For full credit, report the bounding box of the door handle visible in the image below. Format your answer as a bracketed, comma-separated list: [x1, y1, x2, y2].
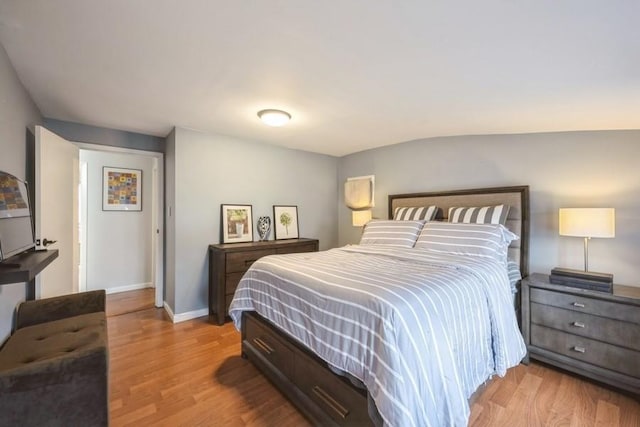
[42, 238, 57, 247]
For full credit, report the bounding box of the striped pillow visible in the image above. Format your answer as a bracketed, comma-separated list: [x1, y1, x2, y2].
[448, 204, 510, 225]
[360, 220, 425, 248]
[393, 206, 438, 221]
[415, 222, 518, 264]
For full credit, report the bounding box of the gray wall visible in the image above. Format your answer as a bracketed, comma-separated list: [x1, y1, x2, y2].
[0, 43, 43, 342]
[80, 150, 154, 292]
[44, 118, 165, 153]
[339, 131, 640, 286]
[167, 127, 338, 315]
[164, 129, 176, 310]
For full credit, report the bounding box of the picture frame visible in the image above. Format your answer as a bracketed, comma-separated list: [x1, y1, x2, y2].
[221, 204, 253, 243]
[273, 205, 299, 240]
[103, 167, 142, 211]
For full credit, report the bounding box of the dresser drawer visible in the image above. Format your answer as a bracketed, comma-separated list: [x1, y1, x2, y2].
[531, 302, 640, 352]
[531, 324, 640, 378]
[226, 249, 276, 273]
[244, 313, 295, 380]
[225, 272, 244, 295]
[294, 351, 370, 426]
[276, 243, 317, 255]
[530, 288, 640, 324]
[225, 294, 234, 314]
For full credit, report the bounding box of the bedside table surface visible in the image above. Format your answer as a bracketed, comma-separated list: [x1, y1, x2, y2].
[527, 272, 640, 303]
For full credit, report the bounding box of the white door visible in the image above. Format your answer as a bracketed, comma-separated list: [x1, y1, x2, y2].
[34, 126, 79, 298]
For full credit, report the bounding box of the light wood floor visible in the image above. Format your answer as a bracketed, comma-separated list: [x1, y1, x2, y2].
[106, 288, 155, 317]
[106, 292, 640, 426]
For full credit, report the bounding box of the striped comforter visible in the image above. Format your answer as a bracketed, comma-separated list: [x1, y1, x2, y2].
[229, 245, 526, 427]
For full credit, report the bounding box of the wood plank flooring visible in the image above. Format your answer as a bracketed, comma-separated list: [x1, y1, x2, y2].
[107, 293, 640, 426]
[106, 288, 155, 317]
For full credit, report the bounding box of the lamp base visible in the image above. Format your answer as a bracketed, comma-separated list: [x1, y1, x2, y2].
[550, 267, 613, 293]
[551, 267, 613, 283]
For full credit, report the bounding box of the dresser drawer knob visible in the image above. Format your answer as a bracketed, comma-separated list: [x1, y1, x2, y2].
[572, 346, 586, 353]
[572, 302, 585, 308]
[572, 321, 585, 328]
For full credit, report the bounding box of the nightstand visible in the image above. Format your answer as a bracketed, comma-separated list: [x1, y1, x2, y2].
[208, 238, 319, 325]
[522, 273, 640, 394]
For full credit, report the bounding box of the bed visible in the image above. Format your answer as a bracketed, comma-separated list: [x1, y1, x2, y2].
[229, 185, 530, 427]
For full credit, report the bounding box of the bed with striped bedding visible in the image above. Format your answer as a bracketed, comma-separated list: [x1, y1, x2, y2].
[229, 245, 526, 427]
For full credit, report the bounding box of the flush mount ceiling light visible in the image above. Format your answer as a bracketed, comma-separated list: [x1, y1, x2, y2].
[257, 109, 291, 127]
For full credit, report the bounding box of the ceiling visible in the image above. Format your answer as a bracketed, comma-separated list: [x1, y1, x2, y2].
[0, 1, 638, 157]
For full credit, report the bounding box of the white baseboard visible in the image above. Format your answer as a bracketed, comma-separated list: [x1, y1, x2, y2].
[162, 302, 208, 324]
[104, 282, 154, 295]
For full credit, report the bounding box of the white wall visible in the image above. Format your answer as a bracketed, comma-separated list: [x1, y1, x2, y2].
[339, 130, 640, 286]
[167, 127, 338, 315]
[0, 43, 42, 342]
[80, 150, 154, 292]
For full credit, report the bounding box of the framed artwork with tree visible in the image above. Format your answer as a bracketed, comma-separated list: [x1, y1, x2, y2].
[273, 205, 299, 240]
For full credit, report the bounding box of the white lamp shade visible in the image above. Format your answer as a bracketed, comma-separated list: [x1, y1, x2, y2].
[559, 208, 615, 238]
[352, 210, 372, 227]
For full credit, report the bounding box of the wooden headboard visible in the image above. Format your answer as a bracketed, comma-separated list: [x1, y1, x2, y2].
[388, 185, 530, 277]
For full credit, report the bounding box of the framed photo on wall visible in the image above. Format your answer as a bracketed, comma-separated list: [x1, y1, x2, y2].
[221, 204, 253, 243]
[103, 167, 142, 211]
[273, 205, 299, 240]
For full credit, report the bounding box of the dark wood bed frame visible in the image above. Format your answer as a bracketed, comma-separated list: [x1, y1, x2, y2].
[241, 185, 530, 426]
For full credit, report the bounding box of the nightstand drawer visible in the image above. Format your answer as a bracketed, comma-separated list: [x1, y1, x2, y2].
[531, 303, 640, 352]
[530, 288, 639, 324]
[531, 324, 640, 378]
[226, 249, 276, 273]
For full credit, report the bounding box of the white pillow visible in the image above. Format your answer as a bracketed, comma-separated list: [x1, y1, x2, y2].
[415, 222, 518, 264]
[360, 220, 425, 248]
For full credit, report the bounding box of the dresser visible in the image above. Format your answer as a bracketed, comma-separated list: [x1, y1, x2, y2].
[522, 273, 640, 394]
[208, 238, 319, 325]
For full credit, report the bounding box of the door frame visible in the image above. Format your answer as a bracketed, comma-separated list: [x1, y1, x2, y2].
[76, 143, 164, 308]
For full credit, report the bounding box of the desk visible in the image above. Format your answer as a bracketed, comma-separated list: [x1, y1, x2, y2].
[0, 250, 59, 299]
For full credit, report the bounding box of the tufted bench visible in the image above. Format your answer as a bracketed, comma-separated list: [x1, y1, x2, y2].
[0, 290, 108, 427]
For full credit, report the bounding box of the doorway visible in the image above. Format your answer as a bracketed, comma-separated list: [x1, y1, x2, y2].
[77, 144, 164, 308]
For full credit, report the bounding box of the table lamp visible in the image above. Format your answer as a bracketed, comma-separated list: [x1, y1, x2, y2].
[559, 208, 615, 272]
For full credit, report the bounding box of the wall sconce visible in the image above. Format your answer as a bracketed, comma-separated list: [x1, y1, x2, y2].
[559, 208, 615, 272]
[345, 175, 374, 227]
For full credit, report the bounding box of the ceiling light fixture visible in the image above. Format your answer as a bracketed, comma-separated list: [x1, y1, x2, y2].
[257, 109, 291, 127]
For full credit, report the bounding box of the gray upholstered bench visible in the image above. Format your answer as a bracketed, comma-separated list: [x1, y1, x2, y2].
[0, 290, 109, 426]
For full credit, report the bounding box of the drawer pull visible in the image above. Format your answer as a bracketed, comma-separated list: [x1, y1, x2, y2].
[571, 321, 585, 328]
[312, 386, 349, 419]
[572, 346, 586, 353]
[244, 259, 258, 267]
[253, 338, 275, 355]
[572, 302, 585, 308]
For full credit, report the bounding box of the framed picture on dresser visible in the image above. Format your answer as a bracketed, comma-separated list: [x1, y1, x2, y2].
[273, 205, 299, 240]
[220, 204, 253, 243]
